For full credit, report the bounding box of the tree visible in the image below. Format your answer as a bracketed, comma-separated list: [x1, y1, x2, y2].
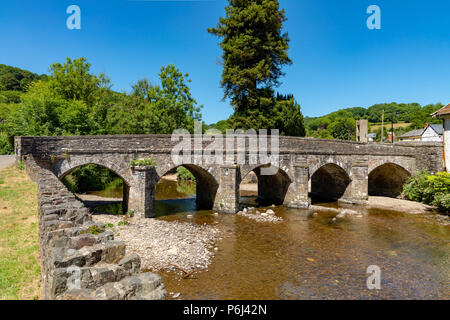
[106, 65, 202, 134]
[48, 57, 110, 107]
[272, 94, 306, 136]
[328, 118, 356, 140]
[0, 59, 203, 154]
[0, 73, 20, 91]
[208, 0, 294, 131]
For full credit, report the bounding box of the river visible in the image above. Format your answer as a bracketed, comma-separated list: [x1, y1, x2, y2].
[89, 179, 450, 299]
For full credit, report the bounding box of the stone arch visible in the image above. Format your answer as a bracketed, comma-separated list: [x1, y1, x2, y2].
[309, 158, 352, 179]
[159, 164, 219, 210]
[55, 159, 131, 213]
[240, 164, 292, 206]
[368, 163, 411, 197]
[310, 163, 351, 202]
[55, 156, 131, 185]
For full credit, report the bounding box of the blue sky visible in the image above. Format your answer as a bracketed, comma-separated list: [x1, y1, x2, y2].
[0, 0, 449, 124]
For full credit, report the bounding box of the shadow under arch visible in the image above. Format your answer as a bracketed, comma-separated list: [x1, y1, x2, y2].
[58, 162, 131, 213]
[241, 164, 292, 206]
[310, 163, 351, 203]
[368, 163, 411, 197]
[159, 164, 219, 210]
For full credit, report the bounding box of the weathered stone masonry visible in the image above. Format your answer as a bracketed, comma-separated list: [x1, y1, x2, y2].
[24, 157, 167, 300]
[15, 135, 444, 218]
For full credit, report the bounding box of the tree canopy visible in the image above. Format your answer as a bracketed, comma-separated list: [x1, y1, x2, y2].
[0, 58, 202, 154]
[208, 0, 305, 136]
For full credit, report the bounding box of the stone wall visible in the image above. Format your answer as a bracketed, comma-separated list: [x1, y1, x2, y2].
[14, 135, 445, 216]
[24, 156, 167, 300]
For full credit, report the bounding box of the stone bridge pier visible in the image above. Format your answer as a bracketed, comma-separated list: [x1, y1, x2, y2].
[15, 135, 444, 218]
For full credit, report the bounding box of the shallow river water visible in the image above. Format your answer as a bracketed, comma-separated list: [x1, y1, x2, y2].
[91, 180, 450, 300]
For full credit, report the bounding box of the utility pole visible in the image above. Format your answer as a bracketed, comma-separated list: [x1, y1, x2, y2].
[391, 111, 394, 143]
[381, 109, 384, 143]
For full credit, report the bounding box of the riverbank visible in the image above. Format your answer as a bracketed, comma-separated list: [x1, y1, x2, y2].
[0, 165, 40, 300]
[92, 214, 222, 273]
[367, 196, 436, 214]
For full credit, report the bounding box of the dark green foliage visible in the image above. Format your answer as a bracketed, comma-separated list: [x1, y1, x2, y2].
[0, 91, 22, 104]
[228, 90, 306, 136]
[208, 0, 291, 111]
[305, 102, 443, 140]
[93, 203, 123, 215]
[208, 1, 305, 136]
[62, 164, 122, 193]
[0, 59, 202, 154]
[328, 118, 356, 140]
[433, 194, 450, 213]
[403, 171, 450, 213]
[0, 64, 46, 92]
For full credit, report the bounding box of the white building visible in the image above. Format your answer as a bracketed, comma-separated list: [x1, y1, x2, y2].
[422, 124, 443, 142]
[398, 124, 443, 142]
[432, 104, 450, 172]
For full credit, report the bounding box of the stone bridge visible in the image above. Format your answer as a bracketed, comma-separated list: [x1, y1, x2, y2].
[15, 135, 444, 218]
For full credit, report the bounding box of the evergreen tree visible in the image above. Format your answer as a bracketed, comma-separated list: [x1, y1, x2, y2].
[208, 0, 304, 135]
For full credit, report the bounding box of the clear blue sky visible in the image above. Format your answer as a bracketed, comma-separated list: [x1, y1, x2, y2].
[0, 0, 449, 124]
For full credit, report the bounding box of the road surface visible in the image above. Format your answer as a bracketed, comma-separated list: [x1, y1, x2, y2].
[0, 155, 15, 170]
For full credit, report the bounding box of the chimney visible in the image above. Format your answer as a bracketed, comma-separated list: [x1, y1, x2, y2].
[424, 122, 428, 129]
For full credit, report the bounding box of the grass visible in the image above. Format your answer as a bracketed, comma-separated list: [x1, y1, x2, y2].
[0, 165, 40, 300]
[80, 225, 104, 235]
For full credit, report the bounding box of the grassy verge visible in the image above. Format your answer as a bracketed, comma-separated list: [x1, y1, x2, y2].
[0, 165, 40, 300]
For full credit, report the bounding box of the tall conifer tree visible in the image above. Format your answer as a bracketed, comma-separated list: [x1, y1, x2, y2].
[208, 0, 294, 130]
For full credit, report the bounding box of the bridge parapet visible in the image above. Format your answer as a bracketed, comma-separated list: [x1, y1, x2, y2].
[15, 135, 444, 217]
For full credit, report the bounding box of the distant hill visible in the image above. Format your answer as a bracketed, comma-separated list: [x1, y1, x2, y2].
[0, 64, 47, 92]
[304, 102, 443, 141]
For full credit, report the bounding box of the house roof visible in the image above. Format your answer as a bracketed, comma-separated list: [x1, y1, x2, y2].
[432, 104, 450, 117]
[399, 128, 424, 138]
[428, 124, 443, 135]
[399, 124, 443, 138]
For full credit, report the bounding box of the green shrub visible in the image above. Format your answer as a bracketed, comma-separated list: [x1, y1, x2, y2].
[129, 158, 157, 168]
[104, 223, 114, 229]
[403, 170, 429, 202]
[404, 171, 450, 213]
[432, 193, 450, 213]
[61, 164, 122, 194]
[177, 166, 195, 181]
[118, 220, 129, 226]
[80, 225, 104, 235]
[0, 131, 13, 155]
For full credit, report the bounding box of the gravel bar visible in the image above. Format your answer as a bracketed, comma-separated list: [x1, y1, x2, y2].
[93, 215, 221, 272]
